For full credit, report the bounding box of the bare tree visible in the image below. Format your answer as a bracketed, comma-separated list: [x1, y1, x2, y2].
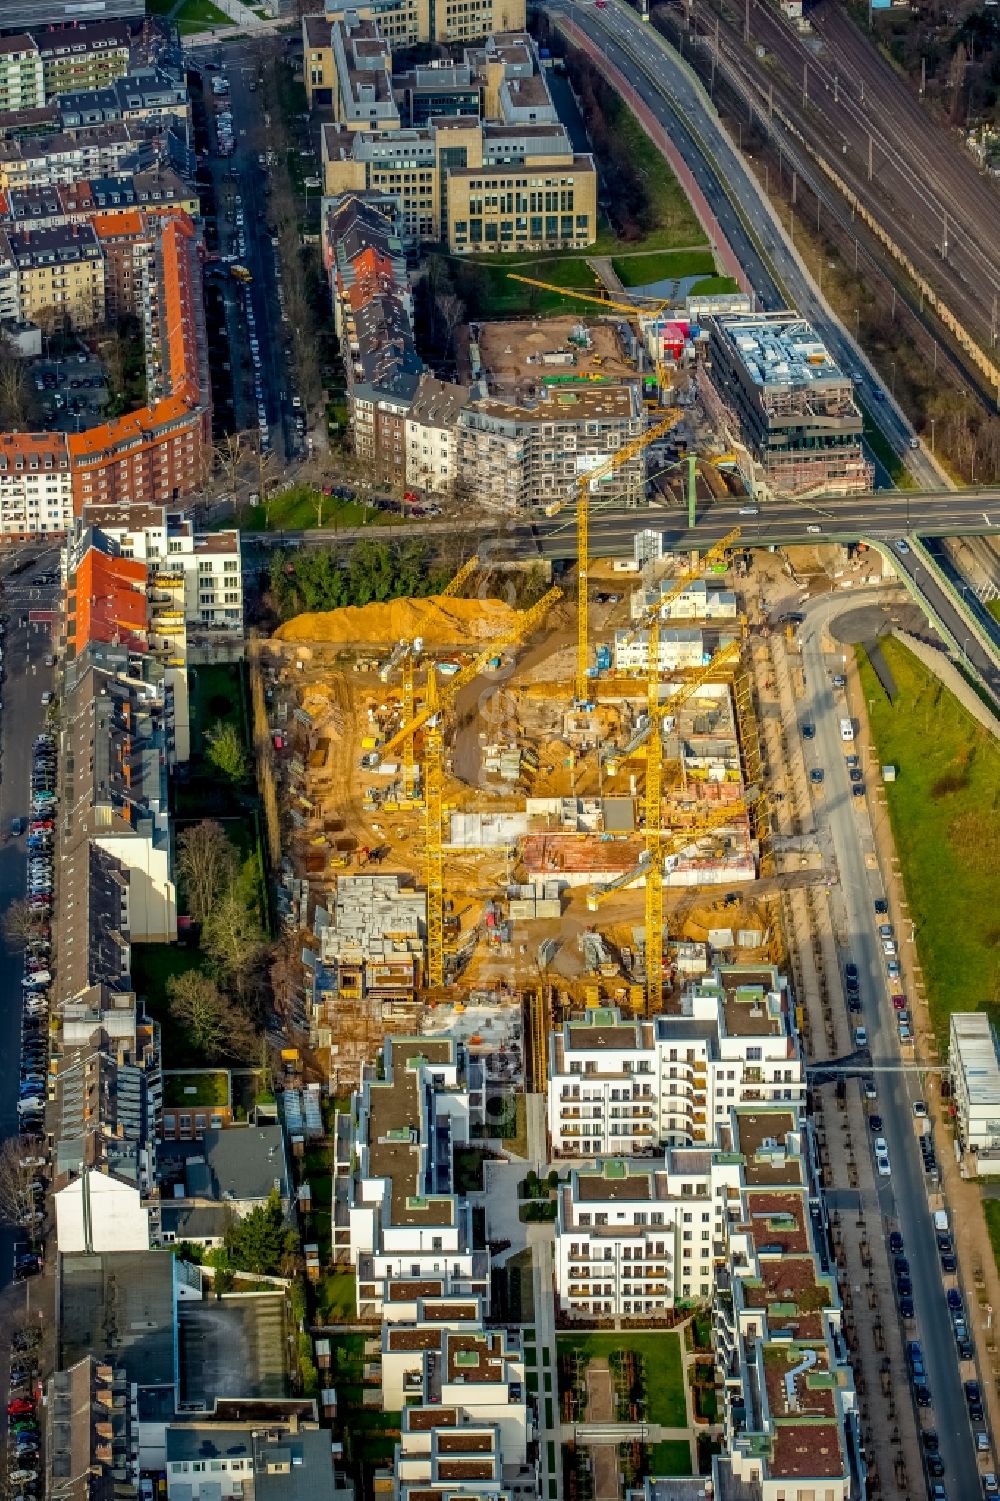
[202, 888, 267, 997]
[176, 820, 239, 923]
[0, 344, 29, 430]
[0, 1138, 42, 1230]
[167, 969, 257, 1062]
[3, 899, 45, 952]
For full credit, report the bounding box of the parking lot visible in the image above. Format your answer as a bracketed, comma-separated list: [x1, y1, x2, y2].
[30, 352, 109, 432]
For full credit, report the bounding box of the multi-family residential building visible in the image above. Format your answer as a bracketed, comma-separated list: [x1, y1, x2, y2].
[46, 1357, 138, 1501]
[0, 219, 105, 328]
[404, 373, 468, 495]
[0, 121, 149, 189]
[67, 213, 212, 514]
[55, 67, 189, 137]
[390, 1327, 529, 1495]
[52, 999, 163, 1254]
[950, 1011, 1000, 1157]
[163, 1423, 347, 1501]
[457, 383, 644, 512]
[548, 970, 803, 1156]
[0, 33, 45, 114]
[0, 169, 199, 235]
[92, 207, 157, 318]
[333, 1035, 489, 1317]
[36, 20, 133, 99]
[60, 663, 177, 938]
[545, 964, 862, 1499]
[0, 213, 211, 537]
[0, 428, 73, 534]
[82, 502, 244, 633]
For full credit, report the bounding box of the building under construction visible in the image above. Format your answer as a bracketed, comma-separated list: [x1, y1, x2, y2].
[705, 312, 872, 498]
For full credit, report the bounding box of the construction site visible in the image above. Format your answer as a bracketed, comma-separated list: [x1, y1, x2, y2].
[254, 490, 781, 1089]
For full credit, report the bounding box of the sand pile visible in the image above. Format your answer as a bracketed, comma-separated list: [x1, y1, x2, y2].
[275, 595, 520, 647]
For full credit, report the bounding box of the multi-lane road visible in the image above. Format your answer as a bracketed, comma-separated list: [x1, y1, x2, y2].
[242, 485, 1000, 560]
[551, 0, 944, 490]
[801, 592, 983, 1501]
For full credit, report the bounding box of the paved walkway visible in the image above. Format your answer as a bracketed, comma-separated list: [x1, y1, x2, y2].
[586, 256, 626, 298]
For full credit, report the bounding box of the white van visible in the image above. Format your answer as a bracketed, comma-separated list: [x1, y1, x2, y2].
[840, 718, 855, 742]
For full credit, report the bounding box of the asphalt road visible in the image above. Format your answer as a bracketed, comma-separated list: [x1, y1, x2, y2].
[552, 0, 942, 489]
[885, 540, 1000, 700]
[197, 36, 295, 461]
[800, 592, 981, 1500]
[0, 552, 57, 1301]
[242, 485, 1000, 561]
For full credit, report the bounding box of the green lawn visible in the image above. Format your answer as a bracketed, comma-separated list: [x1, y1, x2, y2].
[986, 598, 1000, 623]
[452, 254, 609, 320]
[174, 0, 234, 33]
[857, 397, 915, 489]
[557, 1331, 685, 1427]
[611, 248, 716, 288]
[131, 944, 212, 1068]
[857, 638, 1000, 1044]
[242, 485, 380, 533]
[588, 105, 708, 255]
[189, 662, 248, 760]
[984, 1198, 1000, 1275]
[648, 1440, 694, 1476]
[316, 1269, 356, 1323]
[163, 1070, 230, 1108]
[689, 274, 740, 297]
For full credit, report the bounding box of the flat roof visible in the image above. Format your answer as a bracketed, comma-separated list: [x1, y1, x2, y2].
[60, 1251, 176, 1390]
[716, 313, 846, 390]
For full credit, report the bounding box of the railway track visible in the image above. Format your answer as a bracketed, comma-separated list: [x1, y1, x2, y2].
[674, 0, 1000, 386]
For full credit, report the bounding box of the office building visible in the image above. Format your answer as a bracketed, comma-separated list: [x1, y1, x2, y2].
[705, 312, 872, 499]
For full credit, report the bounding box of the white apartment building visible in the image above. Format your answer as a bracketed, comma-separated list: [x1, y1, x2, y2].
[404, 373, 467, 495]
[613, 626, 711, 674]
[629, 575, 740, 623]
[384, 1324, 527, 1463]
[547, 968, 803, 1157]
[81, 502, 244, 633]
[950, 1011, 1000, 1156]
[555, 1149, 746, 1316]
[335, 1035, 490, 1317]
[0, 432, 75, 536]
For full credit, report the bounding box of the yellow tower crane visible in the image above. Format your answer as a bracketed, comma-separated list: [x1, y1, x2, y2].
[615, 528, 742, 655]
[571, 412, 683, 705]
[439, 554, 479, 597]
[398, 554, 480, 797]
[505, 273, 673, 319]
[645, 615, 664, 1014]
[381, 586, 564, 988]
